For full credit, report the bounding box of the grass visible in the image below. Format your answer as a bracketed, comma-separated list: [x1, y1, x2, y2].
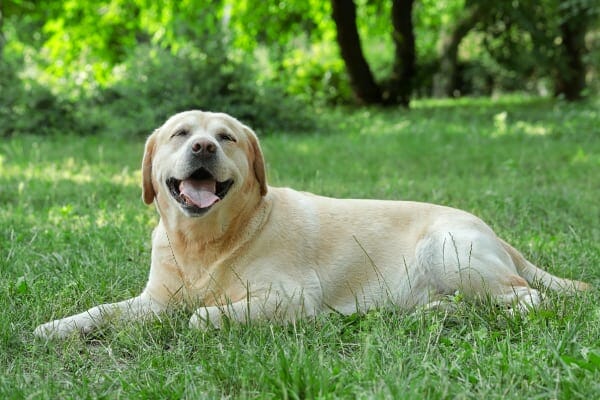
[1, 96, 599, 399]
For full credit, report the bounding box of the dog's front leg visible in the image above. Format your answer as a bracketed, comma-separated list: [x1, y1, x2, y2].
[34, 292, 165, 339]
[189, 294, 314, 329]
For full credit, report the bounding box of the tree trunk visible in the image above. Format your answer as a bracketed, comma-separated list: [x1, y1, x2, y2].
[386, 0, 415, 107]
[554, 17, 587, 101]
[331, 0, 383, 104]
[433, 3, 483, 98]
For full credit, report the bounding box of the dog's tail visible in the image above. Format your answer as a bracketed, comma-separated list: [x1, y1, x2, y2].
[500, 239, 590, 292]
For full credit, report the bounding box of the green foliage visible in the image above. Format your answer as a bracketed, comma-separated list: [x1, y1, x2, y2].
[41, 0, 141, 88]
[1, 0, 598, 133]
[1, 96, 599, 398]
[414, 0, 465, 61]
[470, 0, 599, 96]
[229, 0, 333, 51]
[0, 56, 78, 136]
[277, 43, 351, 105]
[228, 0, 350, 105]
[76, 45, 315, 136]
[0, 59, 23, 136]
[1, 0, 316, 136]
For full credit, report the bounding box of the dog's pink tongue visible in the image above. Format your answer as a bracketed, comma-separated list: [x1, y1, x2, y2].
[179, 179, 220, 208]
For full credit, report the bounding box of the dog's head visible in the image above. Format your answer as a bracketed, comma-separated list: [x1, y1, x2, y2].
[141, 111, 267, 219]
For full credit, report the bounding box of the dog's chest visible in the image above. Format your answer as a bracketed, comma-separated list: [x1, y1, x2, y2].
[171, 250, 250, 306]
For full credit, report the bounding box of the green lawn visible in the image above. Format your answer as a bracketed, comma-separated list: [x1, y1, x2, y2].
[1, 96, 599, 399]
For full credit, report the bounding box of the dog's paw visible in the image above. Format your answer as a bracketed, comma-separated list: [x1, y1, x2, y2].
[33, 317, 94, 340]
[189, 307, 222, 330]
[34, 319, 74, 340]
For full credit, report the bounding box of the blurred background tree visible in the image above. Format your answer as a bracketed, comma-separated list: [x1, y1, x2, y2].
[0, 0, 598, 136]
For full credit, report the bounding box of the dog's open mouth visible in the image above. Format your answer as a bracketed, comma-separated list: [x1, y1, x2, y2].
[167, 168, 234, 215]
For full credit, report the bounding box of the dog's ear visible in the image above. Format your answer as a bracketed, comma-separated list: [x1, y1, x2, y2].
[244, 127, 268, 196]
[142, 131, 157, 205]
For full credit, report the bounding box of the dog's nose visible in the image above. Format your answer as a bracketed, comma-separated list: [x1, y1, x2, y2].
[191, 139, 217, 156]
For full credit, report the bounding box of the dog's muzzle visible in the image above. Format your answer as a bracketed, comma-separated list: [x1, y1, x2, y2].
[166, 167, 234, 216]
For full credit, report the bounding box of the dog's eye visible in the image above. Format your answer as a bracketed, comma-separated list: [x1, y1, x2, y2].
[171, 128, 189, 138]
[217, 131, 236, 143]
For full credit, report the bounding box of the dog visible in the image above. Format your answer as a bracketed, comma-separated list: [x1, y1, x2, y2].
[34, 110, 589, 339]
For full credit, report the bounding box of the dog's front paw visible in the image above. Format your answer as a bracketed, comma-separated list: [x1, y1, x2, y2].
[34, 319, 75, 340]
[189, 307, 221, 330]
[34, 316, 94, 340]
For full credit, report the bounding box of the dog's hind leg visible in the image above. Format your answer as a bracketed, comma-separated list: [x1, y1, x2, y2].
[419, 229, 545, 314]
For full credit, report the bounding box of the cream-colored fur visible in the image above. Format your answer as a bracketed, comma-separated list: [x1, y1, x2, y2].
[34, 111, 589, 339]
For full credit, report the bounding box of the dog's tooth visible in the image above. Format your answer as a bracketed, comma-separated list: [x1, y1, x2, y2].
[180, 193, 191, 205]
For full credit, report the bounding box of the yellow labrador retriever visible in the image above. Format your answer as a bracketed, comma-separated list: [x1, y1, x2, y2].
[35, 111, 589, 339]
